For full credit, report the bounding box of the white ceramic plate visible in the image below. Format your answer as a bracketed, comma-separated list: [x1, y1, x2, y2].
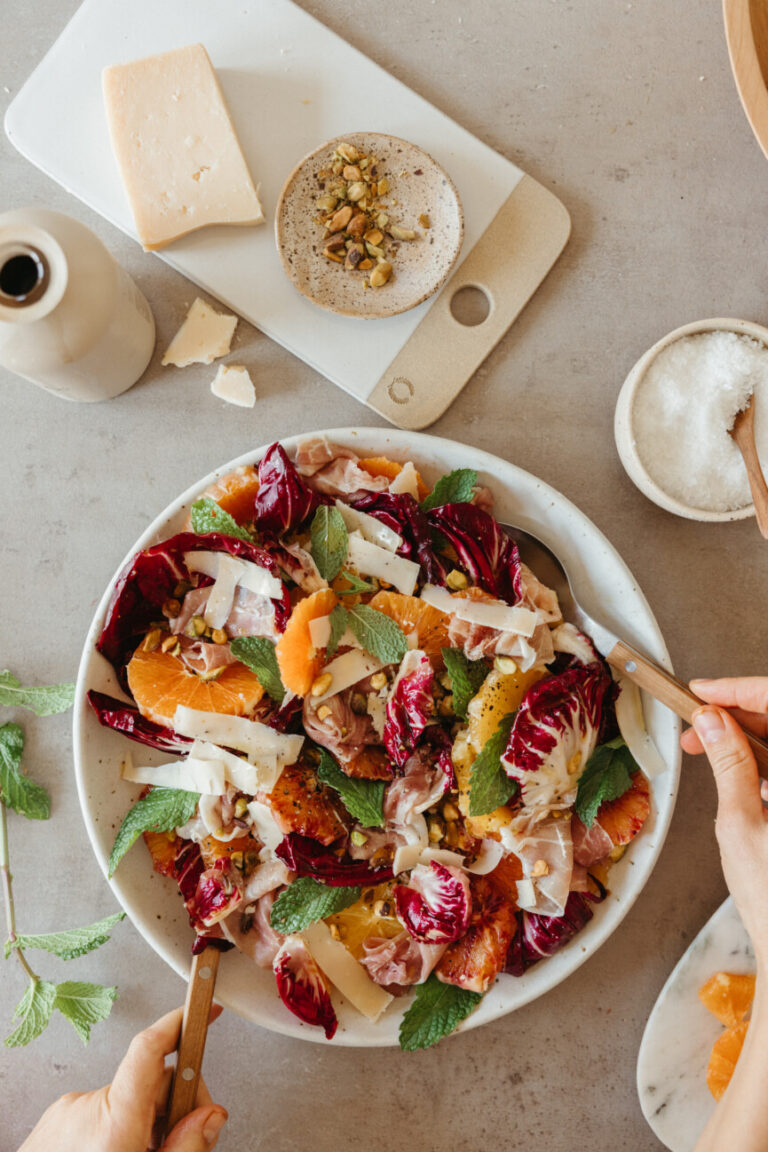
[73, 428, 681, 1047]
[637, 898, 754, 1152]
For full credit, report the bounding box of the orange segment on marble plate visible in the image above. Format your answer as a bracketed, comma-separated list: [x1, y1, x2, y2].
[127, 645, 265, 725]
[368, 590, 449, 669]
[596, 771, 651, 846]
[358, 456, 429, 501]
[706, 1020, 749, 1100]
[198, 464, 260, 525]
[699, 971, 756, 1028]
[275, 587, 338, 697]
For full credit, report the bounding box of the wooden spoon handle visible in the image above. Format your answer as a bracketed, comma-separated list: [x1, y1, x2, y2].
[605, 639, 768, 777]
[732, 415, 768, 539]
[165, 946, 221, 1134]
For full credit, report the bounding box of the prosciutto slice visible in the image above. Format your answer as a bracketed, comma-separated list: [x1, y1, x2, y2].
[518, 563, 561, 624]
[571, 814, 613, 867]
[361, 932, 447, 987]
[502, 814, 574, 918]
[220, 890, 284, 968]
[171, 584, 280, 642]
[295, 438, 389, 498]
[447, 614, 554, 670]
[383, 743, 452, 847]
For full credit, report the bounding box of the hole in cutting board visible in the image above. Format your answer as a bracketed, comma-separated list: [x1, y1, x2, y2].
[450, 284, 491, 326]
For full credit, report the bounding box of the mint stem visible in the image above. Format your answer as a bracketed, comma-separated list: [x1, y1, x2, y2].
[0, 799, 38, 983]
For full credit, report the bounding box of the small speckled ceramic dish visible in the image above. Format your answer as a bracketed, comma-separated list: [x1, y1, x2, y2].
[275, 132, 464, 319]
[614, 317, 768, 522]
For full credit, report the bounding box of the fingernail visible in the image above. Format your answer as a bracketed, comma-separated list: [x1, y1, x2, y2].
[693, 708, 726, 743]
[203, 1110, 227, 1145]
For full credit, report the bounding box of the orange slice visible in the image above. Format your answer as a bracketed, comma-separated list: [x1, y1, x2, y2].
[368, 590, 450, 669]
[198, 464, 260, 526]
[143, 829, 181, 877]
[275, 588, 338, 697]
[127, 645, 265, 725]
[699, 972, 756, 1028]
[358, 456, 429, 502]
[327, 883, 401, 959]
[199, 833, 260, 870]
[597, 771, 651, 846]
[706, 1021, 749, 1100]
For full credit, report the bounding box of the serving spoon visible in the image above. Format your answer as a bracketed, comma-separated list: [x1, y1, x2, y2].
[164, 945, 221, 1134]
[730, 395, 768, 539]
[502, 522, 768, 776]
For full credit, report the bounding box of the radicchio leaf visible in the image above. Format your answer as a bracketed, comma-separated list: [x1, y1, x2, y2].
[501, 662, 615, 812]
[426, 504, 523, 605]
[173, 844, 242, 932]
[87, 691, 193, 755]
[253, 443, 329, 536]
[97, 532, 290, 686]
[395, 861, 472, 944]
[275, 834, 394, 887]
[384, 650, 434, 769]
[504, 884, 606, 976]
[351, 491, 449, 585]
[273, 934, 338, 1039]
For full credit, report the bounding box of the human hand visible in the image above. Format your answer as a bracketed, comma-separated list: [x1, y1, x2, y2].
[681, 677, 768, 966]
[18, 1005, 227, 1152]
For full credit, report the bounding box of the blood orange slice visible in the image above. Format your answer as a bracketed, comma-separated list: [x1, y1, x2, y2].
[275, 588, 338, 697]
[358, 456, 429, 502]
[127, 645, 265, 725]
[699, 971, 756, 1028]
[435, 875, 516, 993]
[597, 771, 651, 846]
[368, 590, 449, 669]
[143, 829, 181, 877]
[706, 1021, 748, 1100]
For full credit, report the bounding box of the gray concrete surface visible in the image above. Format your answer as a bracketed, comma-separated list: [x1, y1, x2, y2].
[1, 2, 766, 1149]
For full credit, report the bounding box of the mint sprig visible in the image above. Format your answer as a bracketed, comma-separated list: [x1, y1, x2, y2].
[0, 671, 75, 717]
[343, 604, 408, 665]
[336, 571, 377, 596]
[421, 469, 478, 513]
[5, 979, 57, 1048]
[51, 981, 118, 1044]
[442, 649, 489, 721]
[108, 787, 199, 877]
[4, 911, 126, 962]
[575, 737, 637, 828]
[398, 974, 483, 1050]
[229, 637, 285, 703]
[270, 877, 361, 933]
[468, 713, 518, 817]
[310, 505, 349, 582]
[326, 603, 350, 660]
[0, 723, 50, 821]
[316, 748, 385, 828]
[190, 496, 254, 542]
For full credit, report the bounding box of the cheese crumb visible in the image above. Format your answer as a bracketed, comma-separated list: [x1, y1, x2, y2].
[162, 297, 237, 367]
[210, 363, 256, 408]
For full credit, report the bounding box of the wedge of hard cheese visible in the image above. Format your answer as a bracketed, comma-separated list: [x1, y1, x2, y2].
[103, 43, 264, 250]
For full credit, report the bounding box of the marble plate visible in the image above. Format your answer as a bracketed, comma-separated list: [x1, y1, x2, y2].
[73, 428, 681, 1046]
[637, 898, 754, 1151]
[275, 133, 464, 318]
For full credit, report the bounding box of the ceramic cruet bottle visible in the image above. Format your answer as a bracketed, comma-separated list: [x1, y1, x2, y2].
[0, 207, 156, 401]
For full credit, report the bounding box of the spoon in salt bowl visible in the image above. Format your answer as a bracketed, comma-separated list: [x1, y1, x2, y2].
[729, 394, 768, 538]
[502, 523, 768, 775]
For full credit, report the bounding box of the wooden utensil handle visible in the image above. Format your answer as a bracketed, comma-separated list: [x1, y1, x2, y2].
[606, 639, 768, 777]
[732, 420, 768, 539]
[165, 946, 221, 1134]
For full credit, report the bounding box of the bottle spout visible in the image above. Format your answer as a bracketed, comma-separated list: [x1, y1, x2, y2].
[0, 244, 49, 308]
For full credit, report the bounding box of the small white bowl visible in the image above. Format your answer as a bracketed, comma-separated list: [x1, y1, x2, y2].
[614, 317, 768, 522]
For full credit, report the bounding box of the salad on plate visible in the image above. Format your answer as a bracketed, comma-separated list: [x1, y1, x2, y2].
[89, 438, 651, 1049]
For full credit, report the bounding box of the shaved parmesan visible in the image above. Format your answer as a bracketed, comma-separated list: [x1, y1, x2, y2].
[161, 297, 237, 367]
[421, 584, 538, 637]
[192, 739, 281, 794]
[388, 460, 420, 499]
[334, 500, 402, 552]
[308, 615, 360, 651]
[310, 649, 383, 704]
[301, 921, 393, 1022]
[202, 553, 244, 629]
[210, 363, 256, 408]
[466, 839, 505, 875]
[516, 878, 537, 909]
[614, 677, 666, 778]
[122, 753, 224, 795]
[247, 800, 285, 861]
[172, 706, 303, 764]
[347, 533, 419, 596]
[366, 692, 387, 738]
[184, 550, 283, 606]
[392, 844, 467, 875]
[236, 561, 284, 601]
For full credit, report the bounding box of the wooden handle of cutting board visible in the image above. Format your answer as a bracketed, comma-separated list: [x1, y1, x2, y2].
[165, 947, 220, 1133]
[606, 639, 768, 776]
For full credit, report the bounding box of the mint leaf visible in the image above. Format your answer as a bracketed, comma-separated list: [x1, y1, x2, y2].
[468, 713, 518, 817]
[310, 505, 349, 582]
[0, 670, 74, 716]
[336, 571, 377, 596]
[343, 605, 408, 665]
[326, 604, 350, 660]
[54, 981, 118, 1045]
[0, 723, 50, 821]
[109, 787, 199, 877]
[5, 911, 126, 962]
[399, 974, 482, 1050]
[4, 979, 57, 1048]
[230, 637, 285, 703]
[441, 649, 489, 721]
[421, 469, 478, 513]
[270, 876, 361, 934]
[190, 497, 254, 542]
[316, 748, 385, 828]
[575, 737, 637, 828]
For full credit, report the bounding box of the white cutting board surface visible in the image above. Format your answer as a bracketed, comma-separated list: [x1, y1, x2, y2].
[5, 0, 565, 425]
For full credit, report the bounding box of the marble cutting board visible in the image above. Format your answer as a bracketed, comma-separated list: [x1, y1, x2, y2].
[637, 898, 754, 1152]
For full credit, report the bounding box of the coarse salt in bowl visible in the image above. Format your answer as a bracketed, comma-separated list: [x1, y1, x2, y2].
[614, 318, 768, 522]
